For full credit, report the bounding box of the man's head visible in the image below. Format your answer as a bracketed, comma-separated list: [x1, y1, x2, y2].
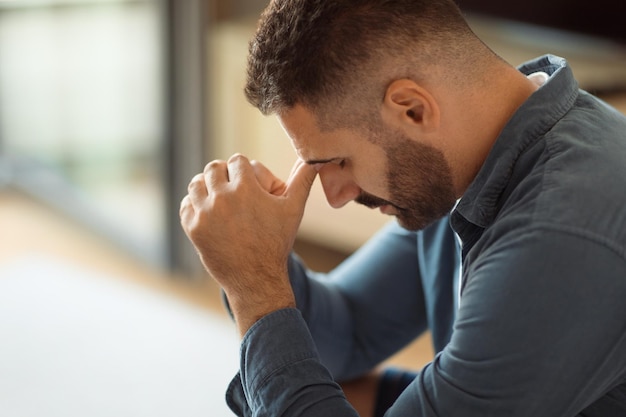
[245, 0, 512, 230]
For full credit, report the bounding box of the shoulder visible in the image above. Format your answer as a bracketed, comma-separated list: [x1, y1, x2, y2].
[497, 93, 626, 258]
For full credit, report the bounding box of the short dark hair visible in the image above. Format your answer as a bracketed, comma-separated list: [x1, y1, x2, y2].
[245, 0, 478, 121]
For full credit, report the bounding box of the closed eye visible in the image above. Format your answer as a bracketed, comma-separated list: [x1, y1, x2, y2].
[305, 157, 347, 169]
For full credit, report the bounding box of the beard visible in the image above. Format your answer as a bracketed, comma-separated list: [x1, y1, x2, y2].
[355, 133, 457, 231]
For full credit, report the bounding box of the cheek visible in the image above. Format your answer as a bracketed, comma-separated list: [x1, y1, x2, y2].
[351, 162, 390, 200]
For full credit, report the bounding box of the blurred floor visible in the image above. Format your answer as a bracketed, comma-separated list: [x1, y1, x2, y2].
[0, 255, 241, 417]
[0, 190, 240, 417]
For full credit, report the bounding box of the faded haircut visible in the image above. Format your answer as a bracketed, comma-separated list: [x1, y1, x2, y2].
[245, 0, 483, 127]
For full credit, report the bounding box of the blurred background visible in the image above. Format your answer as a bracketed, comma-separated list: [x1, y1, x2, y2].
[0, 0, 625, 416]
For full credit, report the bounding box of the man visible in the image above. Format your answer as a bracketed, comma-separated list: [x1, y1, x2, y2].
[179, 0, 626, 416]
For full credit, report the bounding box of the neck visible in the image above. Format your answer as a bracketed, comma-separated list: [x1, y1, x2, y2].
[444, 60, 540, 198]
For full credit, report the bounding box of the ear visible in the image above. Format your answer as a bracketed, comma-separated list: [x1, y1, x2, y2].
[381, 79, 440, 133]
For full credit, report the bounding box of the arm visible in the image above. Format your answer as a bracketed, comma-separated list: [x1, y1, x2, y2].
[291, 218, 458, 381]
[387, 228, 626, 416]
[203, 155, 456, 381]
[179, 156, 460, 416]
[227, 225, 626, 416]
[181, 155, 441, 416]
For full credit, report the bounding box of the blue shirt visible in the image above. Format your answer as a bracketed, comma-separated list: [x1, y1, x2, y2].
[225, 55, 626, 416]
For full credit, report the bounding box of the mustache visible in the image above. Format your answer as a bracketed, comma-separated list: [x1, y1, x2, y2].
[355, 191, 395, 209]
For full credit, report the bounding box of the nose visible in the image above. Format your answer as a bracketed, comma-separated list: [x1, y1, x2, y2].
[318, 165, 361, 208]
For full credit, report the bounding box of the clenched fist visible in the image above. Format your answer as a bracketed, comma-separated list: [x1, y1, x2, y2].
[180, 154, 317, 336]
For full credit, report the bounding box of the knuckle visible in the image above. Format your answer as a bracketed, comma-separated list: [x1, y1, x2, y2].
[189, 172, 203, 185]
[204, 159, 224, 173]
[187, 175, 205, 193]
[228, 153, 248, 164]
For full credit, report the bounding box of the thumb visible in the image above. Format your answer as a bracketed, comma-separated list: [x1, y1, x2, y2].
[285, 160, 317, 202]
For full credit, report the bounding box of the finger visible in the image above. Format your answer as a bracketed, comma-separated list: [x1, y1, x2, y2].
[203, 159, 229, 190]
[180, 194, 191, 214]
[251, 160, 286, 195]
[226, 153, 254, 185]
[179, 195, 194, 229]
[187, 173, 208, 206]
[285, 159, 317, 202]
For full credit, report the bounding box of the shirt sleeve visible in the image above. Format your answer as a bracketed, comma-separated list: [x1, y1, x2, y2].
[226, 308, 359, 417]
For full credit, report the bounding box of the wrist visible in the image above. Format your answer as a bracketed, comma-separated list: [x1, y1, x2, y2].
[226, 288, 296, 338]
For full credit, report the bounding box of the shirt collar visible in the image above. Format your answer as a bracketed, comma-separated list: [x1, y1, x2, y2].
[451, 55, 579, 235]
